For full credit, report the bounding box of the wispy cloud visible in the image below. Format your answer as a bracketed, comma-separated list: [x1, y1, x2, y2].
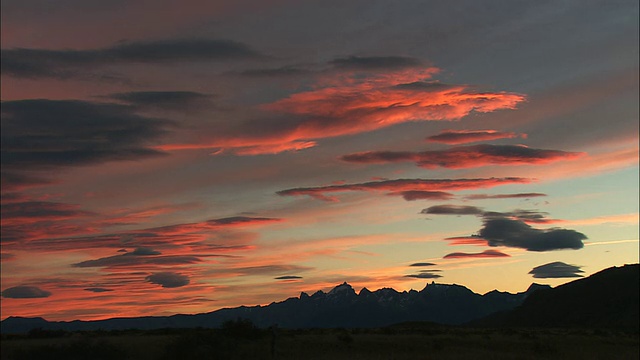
[160, 66, 525, 155]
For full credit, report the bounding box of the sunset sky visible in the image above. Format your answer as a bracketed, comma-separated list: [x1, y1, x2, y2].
[1, 0, 638, 322]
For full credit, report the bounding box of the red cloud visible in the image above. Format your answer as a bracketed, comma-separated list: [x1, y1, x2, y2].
[443, 250, 510, 259]
[159, 68, 525, 155]
[427, 129, 527, 144]
[341, 144, 585, 169]
[277, 177, 532, 201]
[444, 237, 490, 246]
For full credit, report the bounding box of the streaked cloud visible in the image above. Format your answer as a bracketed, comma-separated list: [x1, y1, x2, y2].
[427, 129, 527, 144]
[463, 193, 547, 200]
[443, 250, 510, 259]
[421, 205, 484, 215]
[341, 144, 584, 169]
[1, 99, 171, 191]
[277, 177, 532, 201]
[2, 38, 262, 79]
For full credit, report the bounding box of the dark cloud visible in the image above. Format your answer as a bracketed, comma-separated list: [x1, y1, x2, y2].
[483, 209, 559, 224]
[131, 247, 161, 256]
[427, 129, 527, 145]
[1, 99, 171, 189]
[274, 276, 303, 280]
[464, 193, 547, 200]
[1, 285, 51, 298]
[1, 171, 54, 192]
[84, 288, 114, 293]
[2, 38, 261, 79]
[237, 66, 312, 77]
[106, 91, 216, 111]
[528, 262, 584, 278]
[145, 272, 190, 288]
[1, 201, 94, 221]
[409, 262, 437, 267]
[1, 253, 16, 261]
[329, 56, 423, 70]
[405, 271, 443, 279]
[421, 205, 484, 215]
[277, 177, 531, 201]
[443, 250, 510, 259]
[387, 190, 454, 201]
[340, 145, 584, 169]
[479, 217, 586, 252]
[72, 252, 201, 268]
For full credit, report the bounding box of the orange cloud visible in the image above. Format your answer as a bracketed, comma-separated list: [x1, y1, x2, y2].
[159, 68, 525, 155]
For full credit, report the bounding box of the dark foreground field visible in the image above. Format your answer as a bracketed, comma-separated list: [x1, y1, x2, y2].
[2, 324, 638, 360]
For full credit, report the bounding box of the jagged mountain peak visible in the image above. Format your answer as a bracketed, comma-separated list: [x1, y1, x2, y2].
[328, 282, 355, 296]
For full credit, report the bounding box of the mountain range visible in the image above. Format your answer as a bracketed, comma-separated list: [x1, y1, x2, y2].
[2, 264, 637, 333]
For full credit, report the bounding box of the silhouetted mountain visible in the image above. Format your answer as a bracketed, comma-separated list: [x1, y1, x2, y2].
[0, 280, 550, 333]
[474, 264, 639, 331]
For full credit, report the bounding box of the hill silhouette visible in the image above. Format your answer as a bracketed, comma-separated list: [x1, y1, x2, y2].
[475, 264, 639, 331]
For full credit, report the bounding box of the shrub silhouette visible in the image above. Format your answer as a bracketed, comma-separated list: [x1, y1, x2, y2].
[221, 318, 264, 339]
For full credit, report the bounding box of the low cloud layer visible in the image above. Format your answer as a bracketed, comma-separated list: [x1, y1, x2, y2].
[1, 285, 52, 298]
[277, 177, 531, 201]
[341, 144, 584, 169]
[528, 262, 584, 278]
[145, 272, 190, 288]
[427, 129, 527, 144]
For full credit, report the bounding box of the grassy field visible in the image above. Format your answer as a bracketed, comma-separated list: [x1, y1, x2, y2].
[1, 325, 638, 360]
